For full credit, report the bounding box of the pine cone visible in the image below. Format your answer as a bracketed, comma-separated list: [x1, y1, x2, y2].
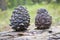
[10, 6, 30, 31]
[35, 8, 52, 30]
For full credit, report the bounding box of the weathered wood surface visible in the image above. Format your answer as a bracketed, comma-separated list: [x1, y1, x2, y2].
[0, 26, 60, 40]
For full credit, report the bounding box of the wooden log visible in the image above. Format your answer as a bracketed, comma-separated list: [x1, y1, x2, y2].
[0, 26, 60, 40]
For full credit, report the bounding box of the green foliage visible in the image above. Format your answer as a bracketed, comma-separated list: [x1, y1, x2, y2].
[8, 0, 17, 8]
[56, 0, 60, 3]
[6, 0, 60, 8]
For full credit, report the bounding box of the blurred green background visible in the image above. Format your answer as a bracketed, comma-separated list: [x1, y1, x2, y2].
[0, 0, 60, 31]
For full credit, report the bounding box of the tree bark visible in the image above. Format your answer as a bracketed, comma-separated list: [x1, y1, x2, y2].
[0, 0, 7, 11]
